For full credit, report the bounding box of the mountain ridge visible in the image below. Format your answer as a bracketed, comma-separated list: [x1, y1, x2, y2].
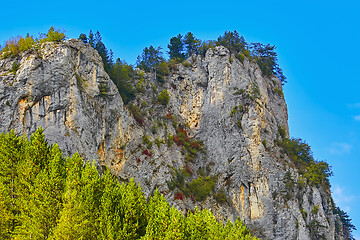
[0, 37, 354, 239]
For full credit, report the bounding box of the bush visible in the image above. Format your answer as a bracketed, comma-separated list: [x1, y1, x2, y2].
[262, 140, 267, 148]
[182, 61, 192, 68]
[40, 27, 66, 43]
[214, 187, 230, 204]
[1, 27, 66, 59]
[167, 168, 191, 191]
[156, 61, 169, 83]
[235, 53, 245, 63]
[128, 104, 145, 125]
[98, 83, 109, 97]
[277, 125, 287, 139]
[157, 89, 170, 105]
[274, 87, 284, 97]
[11, 61, 19, 74]
[185, 176, 215, 201]
[142, 135, 153, 149]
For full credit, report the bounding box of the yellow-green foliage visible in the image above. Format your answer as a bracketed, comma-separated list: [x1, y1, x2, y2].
[0, 128, 259, 239]
[157, 89, 170, 105]
[142, 135, 153, 149]
[274, 87, 284, 97]
[0, 27, 66, 58]
[98, 83, 109, 97]
[40, 27, 65, 43]
[235, 53, 245, 63]
[277, 137, 332, 188]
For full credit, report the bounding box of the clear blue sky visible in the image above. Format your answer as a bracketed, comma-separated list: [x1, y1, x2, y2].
[1, 0, 359, 237]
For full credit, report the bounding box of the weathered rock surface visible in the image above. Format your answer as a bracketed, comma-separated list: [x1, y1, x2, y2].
[0, 40, 350, 239]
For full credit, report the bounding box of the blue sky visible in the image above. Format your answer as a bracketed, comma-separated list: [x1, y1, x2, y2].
[1, 0, 359, 237]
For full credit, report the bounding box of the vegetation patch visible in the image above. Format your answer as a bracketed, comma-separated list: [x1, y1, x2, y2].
[10, 61, 19, 74]
[128, 104, 145, 125]
[0, 128, 259, 239]
[277, 136, 332, 189]
[274, 87, 284, 97]
[98, 83, 110, 98]
[157, 89, 170, 105]
[184, 176, 216, 201]
[0, 27, 65, 58]
[167, 168, 216, 202]
[173, 127, 204, 163]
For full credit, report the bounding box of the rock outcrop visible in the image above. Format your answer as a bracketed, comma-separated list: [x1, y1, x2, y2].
[0, 39, 350, 239]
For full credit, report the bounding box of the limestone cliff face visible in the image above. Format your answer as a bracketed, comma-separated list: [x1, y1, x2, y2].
[0, 40, 349, 239]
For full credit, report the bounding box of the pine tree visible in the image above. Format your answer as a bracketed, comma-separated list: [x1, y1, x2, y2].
[168, 34, 185, 61]
[142, 189, 184, 239]
[137, 45, 164, 72]
[184, 207, 222, 240]
[51, 154, 93, 239]
[216, 30, 246, 54]
[117, 178, 148, 239]
[184, 32, 200, 58]
[12, 129, 66, 239]
[0, 130, 24, 238]
[222, 218, 258, 240]
[98, 170, 124, 239]
[88, 30, 95, 47]
[78, 33, 88, 44]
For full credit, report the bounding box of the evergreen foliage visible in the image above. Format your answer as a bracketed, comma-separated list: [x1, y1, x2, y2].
[333, 206, 357, 234]
[157, 89, 170, 105]
[110, 58, 136, 104]
[250, 43, 286, 83]
[277, 137, 333, 188]
[184, 32, 200, 58]
[216, 30, 247, 54]
[0, 128, 259, 239]
[136, 46, 164, 72]
[168, 34, 186, 61]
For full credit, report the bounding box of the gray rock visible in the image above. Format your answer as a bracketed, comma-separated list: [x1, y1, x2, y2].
[0, 41, 350, 240]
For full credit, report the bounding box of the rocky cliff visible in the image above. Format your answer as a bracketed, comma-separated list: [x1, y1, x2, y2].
[0, 39, 351, 239]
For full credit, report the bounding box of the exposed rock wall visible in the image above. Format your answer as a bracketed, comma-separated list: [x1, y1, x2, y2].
[0, 40, 349, 239]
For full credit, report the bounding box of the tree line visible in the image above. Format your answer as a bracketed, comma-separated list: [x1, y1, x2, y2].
[0, 128, 259, 239]
[0, 28, 287, 105]
[74, 30, 286, 106]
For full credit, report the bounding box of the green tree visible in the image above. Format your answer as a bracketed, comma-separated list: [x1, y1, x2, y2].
[51, 154, 100, 239]
[136, 45, 164, 72]
[110, 58, 136, 104]
[184, 207, 222, 239]
[98, 170, 124, 239]
[184, 32, 200, 58]
[78, 33, 88, 44]
[0, 130, 24, 238]
[217, 30, 246, 54]
[41, 27, 66, 43]
[18, 34, 35, 52]
[168, 34, 185, 61]
[14, 143, 66, 239]
[117, 178, 148, 239]
[304, 160, 332, 187]
[251, 43, 286, 83]
[142, 190, 184, 240]
[222, 218, 258, 240]
[157, 89, 170, 105]
[88, 30, 95, 47]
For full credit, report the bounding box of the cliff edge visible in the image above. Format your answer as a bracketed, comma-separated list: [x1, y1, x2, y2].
[0, 39, 351, 239]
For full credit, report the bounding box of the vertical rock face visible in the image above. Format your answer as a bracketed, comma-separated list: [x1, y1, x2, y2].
[0, 40, 350, 239]
[0, 39, 134, 169]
